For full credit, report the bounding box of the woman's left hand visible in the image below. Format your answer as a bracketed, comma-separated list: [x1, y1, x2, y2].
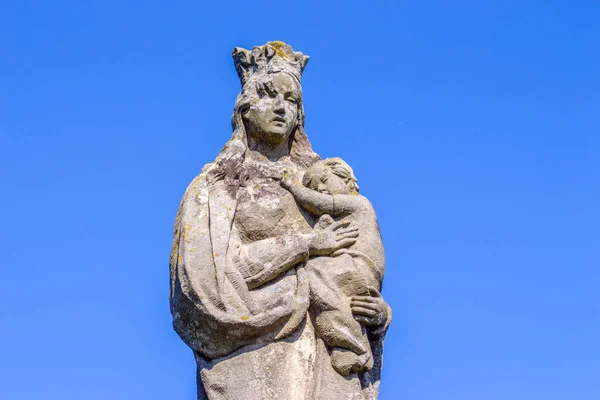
[351, 287, 389, 327]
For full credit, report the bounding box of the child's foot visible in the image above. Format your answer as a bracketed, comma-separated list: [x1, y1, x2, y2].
[330, 348, 372, 376]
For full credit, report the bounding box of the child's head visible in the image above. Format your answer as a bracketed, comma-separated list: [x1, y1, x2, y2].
[302, 157, 359, 195]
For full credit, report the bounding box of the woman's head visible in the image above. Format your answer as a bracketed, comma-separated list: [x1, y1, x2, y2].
[237, 72, 301, 147]
[210, 42, 319, 182]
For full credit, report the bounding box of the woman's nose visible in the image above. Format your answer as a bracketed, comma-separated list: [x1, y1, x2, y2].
[273, 95, 286, 114]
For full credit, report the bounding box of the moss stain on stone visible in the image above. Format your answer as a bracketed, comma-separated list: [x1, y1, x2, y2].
[269, 41, 290, 61]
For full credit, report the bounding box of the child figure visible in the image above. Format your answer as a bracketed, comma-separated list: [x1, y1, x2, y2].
[281, 158, 386, 376]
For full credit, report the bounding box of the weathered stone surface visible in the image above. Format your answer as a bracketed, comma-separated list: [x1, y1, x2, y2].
[170, 41, 391, 400]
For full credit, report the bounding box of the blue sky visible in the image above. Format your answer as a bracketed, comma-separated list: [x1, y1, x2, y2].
[1, 1, 599, 399]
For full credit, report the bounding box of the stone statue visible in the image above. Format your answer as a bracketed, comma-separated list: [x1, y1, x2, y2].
[170, 41, 392, 400]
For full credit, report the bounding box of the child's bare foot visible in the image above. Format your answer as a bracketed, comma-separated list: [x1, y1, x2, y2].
[330, 348, 373, 376]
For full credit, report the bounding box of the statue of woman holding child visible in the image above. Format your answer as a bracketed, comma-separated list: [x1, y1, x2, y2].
[170, 41, 392, 400]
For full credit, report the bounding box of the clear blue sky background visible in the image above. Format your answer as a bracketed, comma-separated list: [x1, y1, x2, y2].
[1, 1, 599, 399]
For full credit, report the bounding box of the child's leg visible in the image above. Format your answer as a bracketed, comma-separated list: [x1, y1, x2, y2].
[307, 254, 373, 375]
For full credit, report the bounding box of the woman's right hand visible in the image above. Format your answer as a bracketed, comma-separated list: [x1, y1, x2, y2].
[307, 220, 358, 256]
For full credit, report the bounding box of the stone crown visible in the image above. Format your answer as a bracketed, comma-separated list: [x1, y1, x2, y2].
[232, 41, 310, 86]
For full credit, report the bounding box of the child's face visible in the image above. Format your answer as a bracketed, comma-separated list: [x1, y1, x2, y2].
[308, 165, 354, 195]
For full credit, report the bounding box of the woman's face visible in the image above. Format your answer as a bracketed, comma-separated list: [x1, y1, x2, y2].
[242, 72, 301, 145]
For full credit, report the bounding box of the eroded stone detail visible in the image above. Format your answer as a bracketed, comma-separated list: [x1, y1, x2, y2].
[170, 41, 391, 400]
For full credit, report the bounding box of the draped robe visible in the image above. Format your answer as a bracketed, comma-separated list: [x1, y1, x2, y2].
[170, 157, 389, 399]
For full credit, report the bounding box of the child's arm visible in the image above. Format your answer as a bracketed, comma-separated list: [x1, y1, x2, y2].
[280, 171, 362, 216]
[283, 182, 336, 216]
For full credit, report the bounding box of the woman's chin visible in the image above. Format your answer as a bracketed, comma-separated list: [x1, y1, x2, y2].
[254, 129, 293, 144]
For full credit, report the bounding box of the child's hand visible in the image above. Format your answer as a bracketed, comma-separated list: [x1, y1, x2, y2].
[280, 168, 301, 190]
[351, 287, 389, 327]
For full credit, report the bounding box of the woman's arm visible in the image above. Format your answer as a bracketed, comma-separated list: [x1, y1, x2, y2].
[230, 232, 310, 290]
[230, 221, 359, 289]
